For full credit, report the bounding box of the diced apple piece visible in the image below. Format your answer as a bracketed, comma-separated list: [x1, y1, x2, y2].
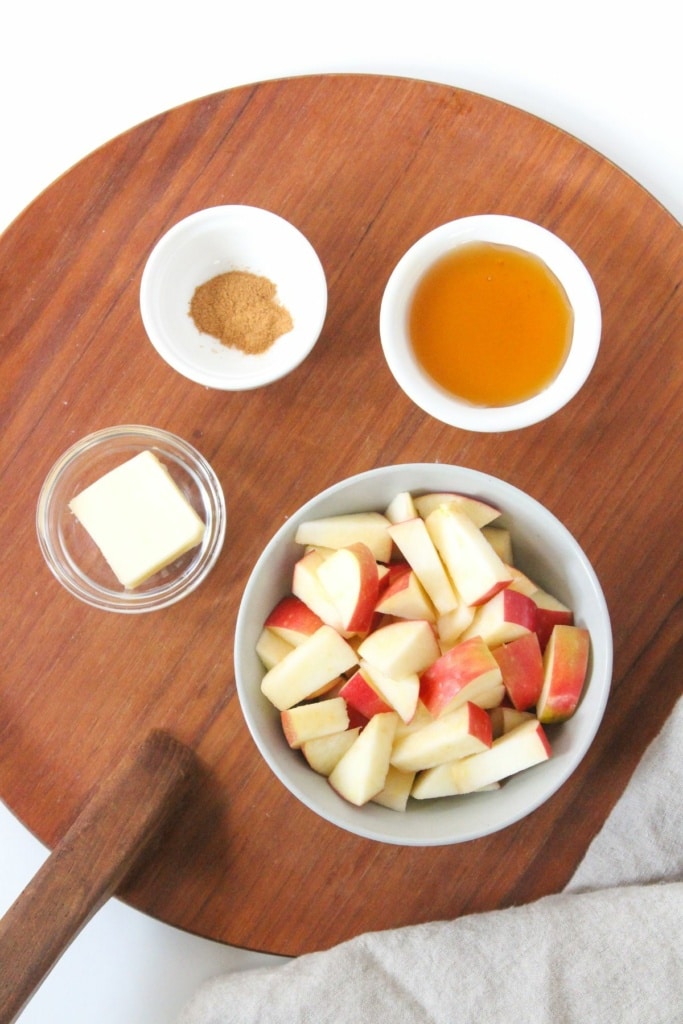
[436, 604, 476, 651]
[413, 492, 501, 527]
[450, 719, 552, 793]
[375, 565, 436, 623]
[371, 765, 415, 811]
[281, 697, 350, 749]
[294, 512, 393, 563]
[358, 619, 440, 678]
[387, 516, 460, 615]
[532, 588, 575, 652]
[493, 632, 545, 711]
[264, 595, 324, 646]
[291, 549, 346, 633]
[339, 669, 394, 719]
[419, 635, 503, 717]
[536, 624, 590, 723]
[255, 627, 295, 669]
[384, 491, 418, 524]
[461, 589, 537, 648]
[359, 659, 420, 724]
[425, 506, 512, 606]
[481, 525, 513, 564]
[301, 728, 361, 775]
[391, 701, 492, 772]
[328, 711, 399, 806]
[316, 542, 379, 633]
[489, 706, 535, 739]
[412, 764, 501, 799]
[261, 625, 358, 711]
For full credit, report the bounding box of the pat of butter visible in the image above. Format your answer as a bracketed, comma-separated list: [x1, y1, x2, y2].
[69, 450, 206, 589]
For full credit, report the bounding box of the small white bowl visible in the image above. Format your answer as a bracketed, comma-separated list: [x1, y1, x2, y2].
[234, 463, 612, 846]
[380, 215, 601, 432]
[140, 205, 327, 390]
[36, 425, 226, 612]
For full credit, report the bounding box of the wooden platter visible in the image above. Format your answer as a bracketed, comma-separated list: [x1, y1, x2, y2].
[0, 74, 681, 957]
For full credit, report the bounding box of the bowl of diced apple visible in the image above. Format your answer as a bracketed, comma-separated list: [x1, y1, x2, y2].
[234, 464, 612, 845]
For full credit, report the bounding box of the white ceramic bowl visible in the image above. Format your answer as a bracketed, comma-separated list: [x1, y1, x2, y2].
[235, 463, 612, 845]
[140, 205, 327, 389]
[36, 425, 226, 612]
[380, 215, 602, 432]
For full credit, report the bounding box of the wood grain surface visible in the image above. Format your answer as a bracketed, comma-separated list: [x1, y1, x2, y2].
[0, 74, 681, 957]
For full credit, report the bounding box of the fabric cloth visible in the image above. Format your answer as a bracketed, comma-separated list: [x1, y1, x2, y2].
[178, 698, 683, 1024]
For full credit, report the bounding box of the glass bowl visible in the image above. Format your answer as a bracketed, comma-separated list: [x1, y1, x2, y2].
[36, 425, 226, 612]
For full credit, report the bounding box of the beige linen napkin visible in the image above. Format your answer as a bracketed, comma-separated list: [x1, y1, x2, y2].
[178, 698, 683, 1024]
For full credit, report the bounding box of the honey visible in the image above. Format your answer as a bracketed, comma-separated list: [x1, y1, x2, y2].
[409, 242, 574, 407]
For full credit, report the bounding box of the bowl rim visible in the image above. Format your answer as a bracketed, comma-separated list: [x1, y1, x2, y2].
[139, 204, 328, 391]
[36, 424, 226, 613]
[379, 214, 602, 432]
[234, 462, 613, 845]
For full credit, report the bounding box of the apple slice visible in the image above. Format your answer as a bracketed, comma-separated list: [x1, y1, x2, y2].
[264, 595, 324, 646]
[375, 565, 437, 623]
[359, 659, 420, 724]
[425, 506, 512, 606]
[291, 549, 346, 633]
[301, 728, 361, 775]
[358, 618, 441, 678]
[328, 711, 399, 806]
[419, 635, 503, 717]
[384, 490, 418, 524]
[255, 627, 295, 669]
[371, 764, 415, 811]
[450, 719, 552, 793]
[294, 512, 393, 563]
[281, 697, 350, 749]
[493, 632, 545, 711]
[413, 492, 501, 527]
[339, 669, 394, 719]
[412, 763, 501, 799]
[532, 588, 575, 652]
[387, 517, 459, 615]
[536, 624, 590, 723]
[391, 701, 492, 772]
[261, 625, 358, 711]
[461, 588, 537, 647]
[316, 542, 379, 633]
[489, 706, 535, 739]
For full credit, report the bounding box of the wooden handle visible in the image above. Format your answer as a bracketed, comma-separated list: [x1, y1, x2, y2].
[0, 730, 197, 1024]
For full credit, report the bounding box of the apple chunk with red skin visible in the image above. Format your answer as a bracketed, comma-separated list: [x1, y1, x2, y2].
[419, 635, 503, 717]
[461, 588, 537, 647]
[375, 564, 436, 622]
[425, 506, 512, 606]
[291, 549, 346, 633]
[264, 595, 324, 646]
[316, 542, 379, 633]
[339, 669, 394, 720]
[357, 618, 441, 679]
[328, 711, 399, 806]
[413, 492, 501, 528]
[261, 624, 358, 711]
[387, 517, 459, 615]
[294, 512, 393, 563]
[536, 624, 590, 723]
[493, 632, 544, 711]
[532, 588, 574, 652]
[391, 701, 492, 772]
[281, 697, 350, 749]
[302, 728, 361, 776]
[450, 718, 552, 793]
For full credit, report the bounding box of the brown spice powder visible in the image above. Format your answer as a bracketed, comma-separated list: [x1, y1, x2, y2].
[189, 270, 293, 354]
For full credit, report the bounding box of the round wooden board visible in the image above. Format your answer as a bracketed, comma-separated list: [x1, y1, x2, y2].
[1, 74, 681, 956]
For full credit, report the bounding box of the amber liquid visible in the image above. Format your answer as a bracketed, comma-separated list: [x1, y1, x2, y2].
[409, 242, 574, 407]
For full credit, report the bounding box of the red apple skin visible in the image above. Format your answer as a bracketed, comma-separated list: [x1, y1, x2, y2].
[323, 541, 380, 633]
[340, 670, 393, 719]
[532, 589, 574, 652]
[418, 635, 502, 717]
[493, 632, 544, 711]
[264, 595, 324, 639]
[465, 700, 494, 748]
[537, 625, 590, 723]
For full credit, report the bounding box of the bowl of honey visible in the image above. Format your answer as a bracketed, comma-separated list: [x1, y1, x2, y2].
[379, 215, 601, 432]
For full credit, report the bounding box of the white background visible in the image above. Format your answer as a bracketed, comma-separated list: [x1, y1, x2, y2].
[1, 2, 681, 1021]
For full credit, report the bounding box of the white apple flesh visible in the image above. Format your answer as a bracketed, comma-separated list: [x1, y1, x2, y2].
[260, 624, 358, 711]
[328, 711, 399, 806]
[425, 506, 512, 606]
[391, 701, 492, 772]
[294, 512, 393, 563]
[450, 719, 552, 793]
[281, 697, 350, 749]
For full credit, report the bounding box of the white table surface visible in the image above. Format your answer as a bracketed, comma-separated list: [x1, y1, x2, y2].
[1, 2, 681, 1020]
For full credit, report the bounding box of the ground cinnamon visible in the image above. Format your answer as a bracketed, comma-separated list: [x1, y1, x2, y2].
[189, 270, 293, 354]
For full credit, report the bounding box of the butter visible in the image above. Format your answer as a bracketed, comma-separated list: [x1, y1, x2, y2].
[69, 450, 206, 589]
